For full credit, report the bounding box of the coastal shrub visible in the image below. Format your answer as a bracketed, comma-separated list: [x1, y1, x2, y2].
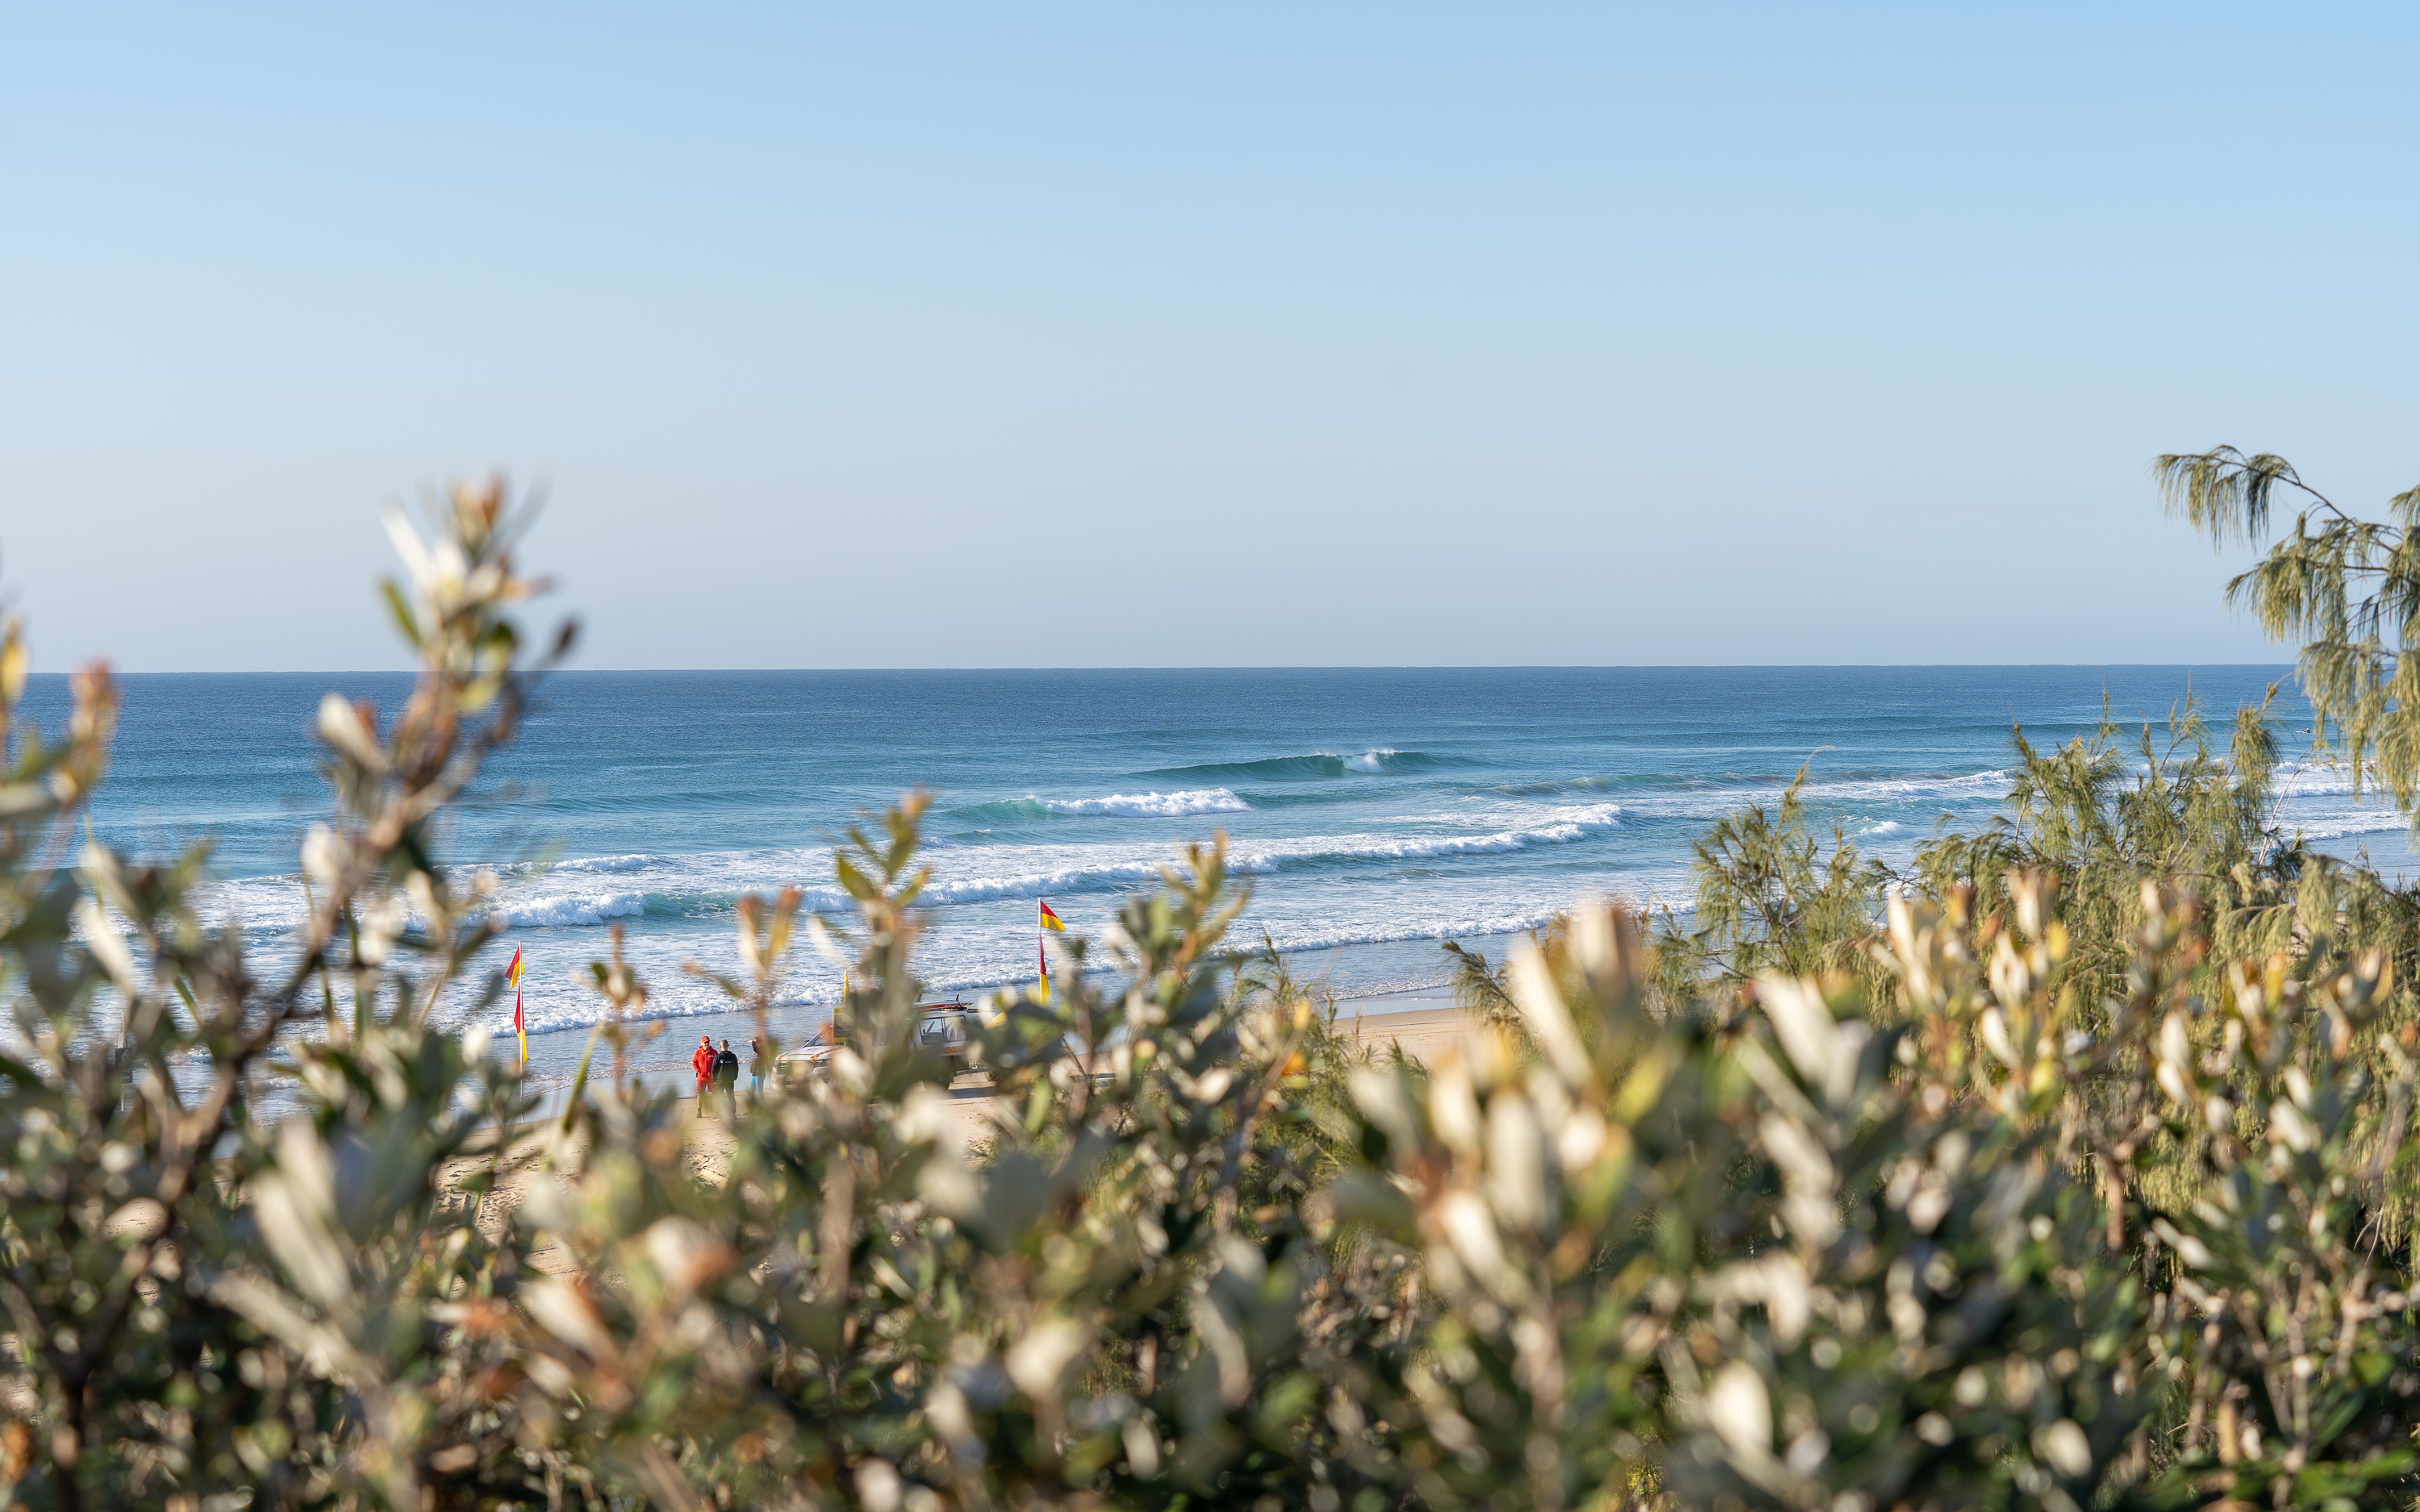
[0, 482, 568, 1509]
[4, 448, 2420, 1510]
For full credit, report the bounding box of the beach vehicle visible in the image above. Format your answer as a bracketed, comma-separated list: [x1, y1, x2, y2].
[912, 1001, 979, 1077]
[778, 1001, 982, 1082]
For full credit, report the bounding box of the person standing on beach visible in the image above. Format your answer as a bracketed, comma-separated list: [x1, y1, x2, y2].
[713, 1038, 741, 1117]
[691, 1034, 716, 1116]
[749, 1035, 768, 1101]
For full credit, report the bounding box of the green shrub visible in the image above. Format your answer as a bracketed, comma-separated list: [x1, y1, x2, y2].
[6, 452, 2420, 1510]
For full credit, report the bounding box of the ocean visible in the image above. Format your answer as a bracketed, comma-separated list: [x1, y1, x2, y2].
[22, 664, 2402, 1091]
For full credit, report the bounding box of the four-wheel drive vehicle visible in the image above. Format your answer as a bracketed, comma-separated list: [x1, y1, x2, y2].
[911, 1001, 978, 1076]
[778, 1002, 982, 1082]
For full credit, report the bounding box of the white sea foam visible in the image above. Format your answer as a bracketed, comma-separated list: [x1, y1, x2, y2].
[1798, 769, 2013, 804]
[1246, 893, 1695, 955]
[493, 805, 1624, 923]
[1269, 821, 1600, 863]
[1605, 769, 2014, 822]
[167, 797, 1654, 1050]
[177, 798, 1636, 950]
[2270, 754, 2409, 843]
[1041, 788, 1252, 818]
[855, 814, 1620, 907]
[1386, 801, 1623, 830]
[489, 890, 648, 928]
[70, 666, 2326, 1064]
[915, 858, 1179, 905]
[2272, 760, 2362, 798]
[2280, 810, 2412, 843]
[1250, 909, 1566, 951]
[431, 848, 1711, 1043]
[554, 853, 660, 873]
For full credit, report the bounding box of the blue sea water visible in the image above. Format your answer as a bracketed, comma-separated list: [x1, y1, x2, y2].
[23, 664, 2403, 1085]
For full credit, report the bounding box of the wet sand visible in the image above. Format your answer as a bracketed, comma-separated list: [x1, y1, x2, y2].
[463, 1003, 1479, 1272]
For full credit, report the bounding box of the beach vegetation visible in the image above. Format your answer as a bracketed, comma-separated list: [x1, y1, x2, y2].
[6, 452, 2420, 1510]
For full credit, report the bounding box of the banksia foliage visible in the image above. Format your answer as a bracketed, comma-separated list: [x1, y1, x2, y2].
[7, 451, 2420, 1510]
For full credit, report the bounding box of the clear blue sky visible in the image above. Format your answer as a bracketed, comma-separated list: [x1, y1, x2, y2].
[2, 4, 2412, 670]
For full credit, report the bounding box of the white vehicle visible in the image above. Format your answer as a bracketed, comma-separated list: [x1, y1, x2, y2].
[778, 1002, 982, 1082]
[912, 1002, 978, 1077]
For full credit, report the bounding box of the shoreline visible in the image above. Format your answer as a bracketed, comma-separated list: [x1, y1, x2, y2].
[454, 1003, 1482, 1274]
[490, 934, 1477, 1098]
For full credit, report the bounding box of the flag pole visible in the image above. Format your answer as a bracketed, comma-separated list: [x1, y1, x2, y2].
[507, 945, 527, 1070]
[1036, 898, 1067, 1003]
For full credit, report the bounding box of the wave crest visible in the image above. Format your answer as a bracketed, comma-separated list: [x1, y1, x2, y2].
[553, 853, 658, 874]
[1141, 749, 1469, 783]
[488, 891, 649, 928]
[1041, 788, 1251, 818]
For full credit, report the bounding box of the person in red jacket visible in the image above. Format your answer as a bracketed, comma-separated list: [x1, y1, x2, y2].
[691, 1034, 716, 1116]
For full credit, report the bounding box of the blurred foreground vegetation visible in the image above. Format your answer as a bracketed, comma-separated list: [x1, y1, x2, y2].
[10, 452, 2420, 1509]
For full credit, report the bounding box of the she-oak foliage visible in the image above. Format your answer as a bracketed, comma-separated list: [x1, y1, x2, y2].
[4, 453, 2420, 1510]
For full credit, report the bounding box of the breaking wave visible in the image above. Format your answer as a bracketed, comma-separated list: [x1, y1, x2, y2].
[2273, 760, 2361, 799]
[948, 797, 1052, 823]
[553, 853, 658, 874]
[426, 804, 1633, 931]
[1139, 749, 1472, 783]
[2282, 810, 2411, 843]
[1041, 788, 1251, 818]
[949, 788, 1254, 822]
[490, 890, 648, 928]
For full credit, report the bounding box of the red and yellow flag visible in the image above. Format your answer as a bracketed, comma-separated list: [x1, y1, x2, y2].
[1038, 900, 1065, 1002]
[507, 947, 527, 1068]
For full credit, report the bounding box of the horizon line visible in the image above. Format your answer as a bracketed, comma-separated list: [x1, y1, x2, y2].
[24, 661, 2306, 676]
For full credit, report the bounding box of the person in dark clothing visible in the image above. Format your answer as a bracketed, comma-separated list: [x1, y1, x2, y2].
[713, 1039, 741, 1116]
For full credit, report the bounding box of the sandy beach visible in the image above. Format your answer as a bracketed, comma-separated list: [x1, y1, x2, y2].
[463, 1002, 1479, 1273]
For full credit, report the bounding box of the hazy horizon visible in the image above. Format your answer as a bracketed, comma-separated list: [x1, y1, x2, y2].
[23, 661, 2307, 677]
[6, 5, 2414, 673]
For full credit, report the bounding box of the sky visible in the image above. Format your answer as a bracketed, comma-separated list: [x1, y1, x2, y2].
[1, 4, 2414, 671]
